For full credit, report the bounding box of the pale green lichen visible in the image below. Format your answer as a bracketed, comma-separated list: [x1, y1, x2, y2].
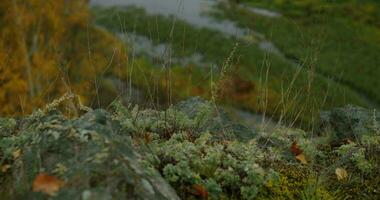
[1, 97, 379, 199]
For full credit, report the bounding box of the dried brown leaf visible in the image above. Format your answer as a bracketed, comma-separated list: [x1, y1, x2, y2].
[335, 168, 348, 181]
[12, 149, 21, 159]
[191, 184, 209, 199]
[1, 164, 11, 173]
[32, 173, 65, 196]
[295, 153, 308, 165]
[291, 141, 303, 156]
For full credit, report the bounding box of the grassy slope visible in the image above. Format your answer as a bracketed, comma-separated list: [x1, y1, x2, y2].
[92, 6, 370, 127]
[220, 0, 380, 105]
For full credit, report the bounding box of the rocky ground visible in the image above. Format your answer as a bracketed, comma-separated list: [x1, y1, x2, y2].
[1, 95, 379, 199]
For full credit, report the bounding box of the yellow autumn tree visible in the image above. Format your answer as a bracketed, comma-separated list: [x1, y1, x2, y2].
[0, 0, 128, 116]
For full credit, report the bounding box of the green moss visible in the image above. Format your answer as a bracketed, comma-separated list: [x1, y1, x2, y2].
[0, 118, 16, 136]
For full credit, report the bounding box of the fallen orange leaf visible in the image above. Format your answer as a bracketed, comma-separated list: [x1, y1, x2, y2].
[291, 141, 303, 156]
[32, 173, 64, 196]
[191, 184, 208, 199]
[295, 153, 308, 165]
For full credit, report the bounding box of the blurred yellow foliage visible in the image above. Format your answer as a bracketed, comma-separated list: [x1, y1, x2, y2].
[0, 0, 127, 116]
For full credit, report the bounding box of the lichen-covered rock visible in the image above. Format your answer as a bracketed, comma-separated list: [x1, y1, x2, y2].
[1, 97, 379, 199]
[320, 105, 380, 140]
[0, 109, 179, 200]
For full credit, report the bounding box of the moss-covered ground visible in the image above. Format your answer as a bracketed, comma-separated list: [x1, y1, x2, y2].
[1, 96, 379, 199]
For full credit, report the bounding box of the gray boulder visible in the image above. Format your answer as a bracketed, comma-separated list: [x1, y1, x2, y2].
[0, 109, 179, 200]
[320, 105, 380, 140]
[175, 97, 257, 142]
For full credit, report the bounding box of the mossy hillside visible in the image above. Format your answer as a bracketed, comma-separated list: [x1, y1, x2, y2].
[1, 96, 379, 199]
[92, 6, 371, 128]
[220, 0, 380, 105]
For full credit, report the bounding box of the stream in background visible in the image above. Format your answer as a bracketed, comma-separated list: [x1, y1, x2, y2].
[91, 0, 378, 108]
[91, 0, 282, 54]
[87, 0, 302, 128]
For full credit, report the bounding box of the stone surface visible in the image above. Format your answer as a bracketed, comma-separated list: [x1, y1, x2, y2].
[320, 105, 380, 140]
[0, 109, 179, 200]
[175, 97, 257, 141]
